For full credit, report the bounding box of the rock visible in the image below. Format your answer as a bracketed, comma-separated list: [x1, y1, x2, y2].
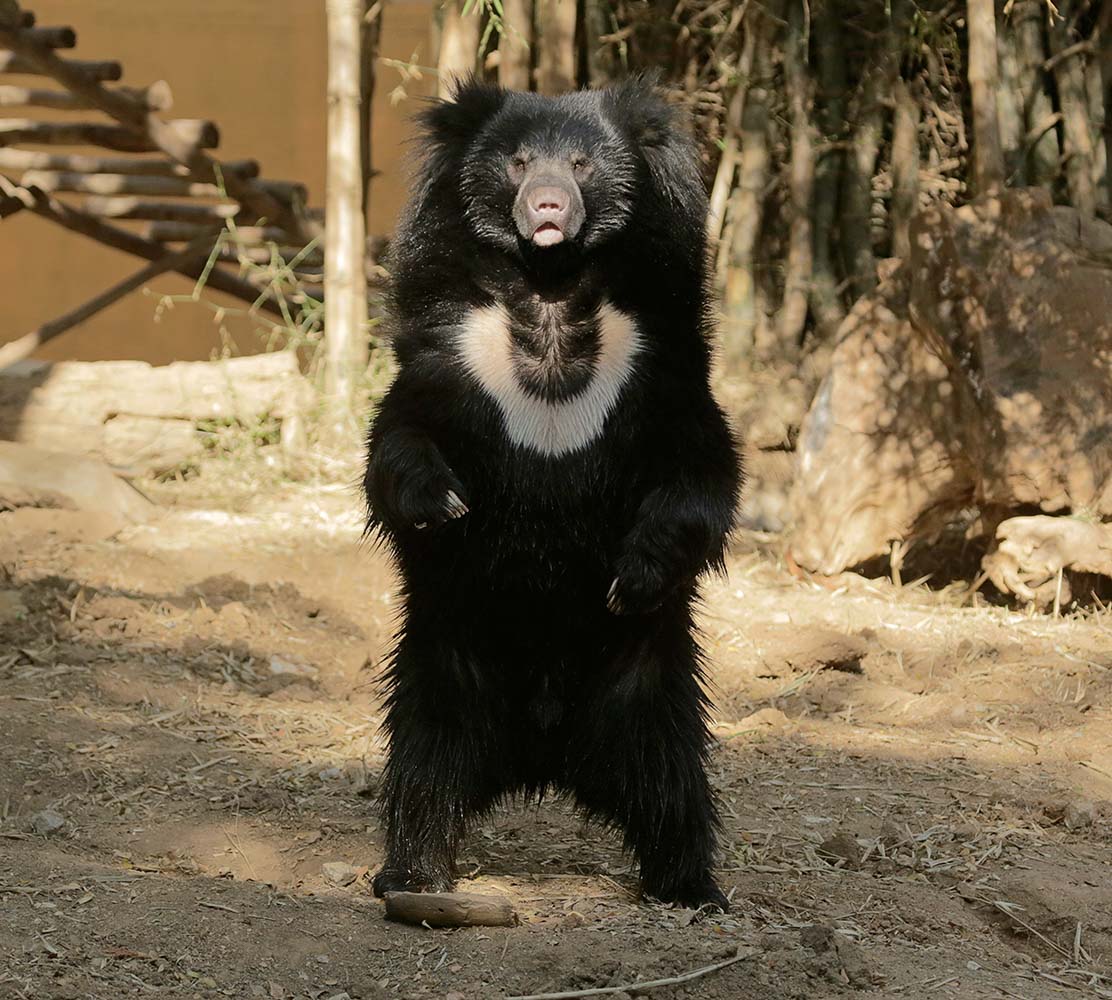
[818, 831, 862, 869]
[800, 923, 836, 952]
[28, 809, 65, 835]
[1064, 799, 1096, 831]
[740, 707, 791, 730]
[268, 655, 318, 679]
[562, 910, 586, 929]
[321, 862, 360, 887]
[0, 589, 27, 624]
[0, 442, 153, 522]
[789, 190, 1112, 592]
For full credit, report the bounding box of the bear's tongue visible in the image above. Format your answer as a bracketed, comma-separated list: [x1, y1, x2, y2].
[532, 223, 564, 247]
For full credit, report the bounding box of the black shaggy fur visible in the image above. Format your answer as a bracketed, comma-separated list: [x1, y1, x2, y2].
[363, 77, 742, 909]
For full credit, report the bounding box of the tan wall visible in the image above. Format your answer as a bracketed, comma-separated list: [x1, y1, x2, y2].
[0, 0, 436, 364]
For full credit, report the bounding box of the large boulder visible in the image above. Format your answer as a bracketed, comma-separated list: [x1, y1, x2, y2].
[789, 190, 1112, 594]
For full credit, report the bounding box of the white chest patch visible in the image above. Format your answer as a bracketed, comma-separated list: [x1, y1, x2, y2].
[457, 302, 643, 457]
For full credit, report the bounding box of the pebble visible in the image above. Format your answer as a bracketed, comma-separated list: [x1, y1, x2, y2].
[1064, 799, 1095, 830]
[28, 809, 66, 836]
[818, 830, 862, 869]
[321, 862, 360, 886]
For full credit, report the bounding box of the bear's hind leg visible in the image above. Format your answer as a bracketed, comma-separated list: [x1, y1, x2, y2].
[568, 619, 728, 911]
[373, 643, 506, 897]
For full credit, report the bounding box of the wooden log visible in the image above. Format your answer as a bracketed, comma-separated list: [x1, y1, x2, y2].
[0, 176, 284, 315]
[536, 0, 576, 95]
[0, 147, 256, 178]
[143, 221, 289, 245]
[0, 52, 122, 81]
[0, 186, 22, 217]
[0, 20, 313, 241]
[383, 892, 519, 928]
[82, 196, 241, 222]
[20, 170, 227, 198]
[0, 118, 218, 153]
[0, 235, 217, 372]
[0, 81, 172, 111]
[22, 26, 76, 49]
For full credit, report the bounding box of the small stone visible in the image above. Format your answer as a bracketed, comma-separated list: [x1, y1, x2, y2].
[198, 977, 217, 990]
[0, 590, 27, 624]
[269, 655, 318, 679]
[740, 707, 791, 730]
[1064, 799, 1096, 830]
[321, 862, 360, 887]
[28, 809, 65, 835]
[562, 911, 586, 928]
[800, 923, 835, 953]
[817, 831, 862, 869]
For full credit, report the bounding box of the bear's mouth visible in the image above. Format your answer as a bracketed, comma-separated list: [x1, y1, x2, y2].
[531, 222, 565, 247]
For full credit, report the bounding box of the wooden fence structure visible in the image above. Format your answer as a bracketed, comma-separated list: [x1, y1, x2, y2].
[0, 0, 334, 370]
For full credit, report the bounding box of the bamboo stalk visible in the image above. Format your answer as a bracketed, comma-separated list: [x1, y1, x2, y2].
[0, 147, 257, 177]
[81, 196, 242, 222]
[721, 0, 781, 370]
[1012, 0, 1061, 188]
[583, 0, 617, 87]
[359, 0, 382, 218]
[437, 0, 481, 97]
[325, 0, 370, 415]
[0, 176, 283, 315]
[0, 51, 122, 80]
[500, 0, 533, 89]
[143, 221, 289, 245]
[777, 0, 813, 356]
[890, 77, 920, 259]
[709, 26, 756, 244]
[19, 170, 227, 198]
[967, 0, 1005, 194]
[0, 235, 216, 372]
[535, 0, 576, 94]
[841, 65, 884, 297]
[809, 0, 847, 334]
[1049, 0, 1097, 216]
[0, 117, 218, 153]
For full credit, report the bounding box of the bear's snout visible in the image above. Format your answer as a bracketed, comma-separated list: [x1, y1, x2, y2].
[514, 168, 585, 248]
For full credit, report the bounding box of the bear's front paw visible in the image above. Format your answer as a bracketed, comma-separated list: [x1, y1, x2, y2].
[414, 489, 469, 530]
[606, 551, 671, 616]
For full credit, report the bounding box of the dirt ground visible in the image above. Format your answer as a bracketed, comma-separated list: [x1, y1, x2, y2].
[2, 475, 1112, 1000]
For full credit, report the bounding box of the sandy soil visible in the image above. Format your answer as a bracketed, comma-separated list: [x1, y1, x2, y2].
[2, 482, 1111, 1000]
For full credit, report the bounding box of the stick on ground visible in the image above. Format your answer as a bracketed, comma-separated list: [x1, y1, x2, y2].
[383, 891, 518, 928]
[506, 948, 758, 999]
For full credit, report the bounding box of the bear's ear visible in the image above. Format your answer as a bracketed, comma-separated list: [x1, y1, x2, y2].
[601, 74, 706, 219]
[599, 72, 675, 150]
[419, 76, 506, 152]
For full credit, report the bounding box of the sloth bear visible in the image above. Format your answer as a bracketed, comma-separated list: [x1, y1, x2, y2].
[363, 77, 741, 910]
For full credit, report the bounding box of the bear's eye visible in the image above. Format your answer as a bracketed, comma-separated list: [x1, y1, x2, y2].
[508, 154, 530, 181]
[571, 156, 591, 178]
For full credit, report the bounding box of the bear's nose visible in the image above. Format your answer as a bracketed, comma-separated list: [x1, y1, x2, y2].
[528, 186, 569, 221]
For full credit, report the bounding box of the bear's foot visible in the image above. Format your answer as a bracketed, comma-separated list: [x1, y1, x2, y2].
[371, 867, 456, 898]
[646, 875, 730, 913]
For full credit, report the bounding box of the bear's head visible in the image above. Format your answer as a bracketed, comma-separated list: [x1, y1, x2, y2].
[413, 76, 706, 265]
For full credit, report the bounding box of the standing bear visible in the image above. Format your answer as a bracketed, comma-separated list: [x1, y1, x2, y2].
[363, 77, 741, 910]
